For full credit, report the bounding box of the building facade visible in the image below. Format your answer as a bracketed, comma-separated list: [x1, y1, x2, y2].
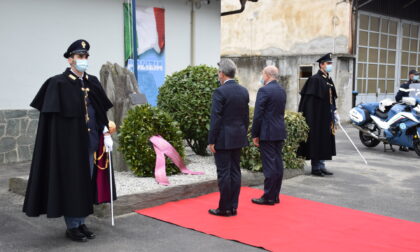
[221, 0, 354, 115]
[0, 0, 220, 164]
[221, 0, 420, 115]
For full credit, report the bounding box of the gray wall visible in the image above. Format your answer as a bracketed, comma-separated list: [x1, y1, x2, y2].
[0, 110, 38, 164]
[225, 55, 354, 118]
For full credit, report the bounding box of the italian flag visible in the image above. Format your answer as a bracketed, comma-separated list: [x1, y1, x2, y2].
[124, 3, 165, 62]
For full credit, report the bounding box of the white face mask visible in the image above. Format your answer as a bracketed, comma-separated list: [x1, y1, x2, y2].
[259, 76, 265, 85]
[325, 64, 333, 73]
[75, 59, 88, 72]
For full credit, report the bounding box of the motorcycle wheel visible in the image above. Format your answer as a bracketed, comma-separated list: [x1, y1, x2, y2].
[413, 139, 420, 157]
[359, 131, 380, 147]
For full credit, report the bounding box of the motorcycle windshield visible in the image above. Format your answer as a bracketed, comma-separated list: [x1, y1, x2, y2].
[409, 84, 420, 100]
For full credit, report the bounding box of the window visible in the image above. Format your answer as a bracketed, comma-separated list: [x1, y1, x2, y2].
[299, 66, 313, 90]
[356, 13, 420, 98]
[356, 13, 398, 95]
[399, 22, 420, 84]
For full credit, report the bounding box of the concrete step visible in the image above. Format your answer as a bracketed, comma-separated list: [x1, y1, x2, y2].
[9, 168, 304, 218]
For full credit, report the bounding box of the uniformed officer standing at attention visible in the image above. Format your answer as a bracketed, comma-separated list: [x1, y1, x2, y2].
[23, 40, 115, 242]
[208, 59, 249, 217]
[298, 53, 339, 177]
[251, 66, 287, 205]
[395, 69, 419, 102]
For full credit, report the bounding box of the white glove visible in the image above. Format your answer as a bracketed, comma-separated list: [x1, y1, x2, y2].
[334, 111, 341, 124]
[103, 126, 109, 134]
[104, 134, 113, 152]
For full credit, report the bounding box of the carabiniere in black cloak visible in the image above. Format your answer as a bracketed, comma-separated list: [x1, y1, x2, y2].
[298, 69, 338, 161]
[23, 68, 116, 218]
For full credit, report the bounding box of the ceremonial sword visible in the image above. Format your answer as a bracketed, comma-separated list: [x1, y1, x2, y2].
[337, 121, 368, 165]
[108, 151, 115, 226]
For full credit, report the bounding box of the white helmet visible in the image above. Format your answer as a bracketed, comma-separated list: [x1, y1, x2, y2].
[379, 99, 394, 112]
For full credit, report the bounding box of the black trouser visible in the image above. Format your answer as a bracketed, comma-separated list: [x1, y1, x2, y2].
[214, 148, 242, 211]
[260, 140, 284, 201]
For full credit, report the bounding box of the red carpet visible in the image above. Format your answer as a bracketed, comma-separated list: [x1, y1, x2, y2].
[136, 187, 420, 252]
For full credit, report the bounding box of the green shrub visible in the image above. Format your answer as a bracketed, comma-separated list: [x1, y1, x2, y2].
[241, 108, 309, 171]
[157, 65, 219, 155]
[118, 105, 185, 177]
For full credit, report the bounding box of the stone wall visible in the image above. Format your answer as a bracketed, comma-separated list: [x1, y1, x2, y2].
[100, 62, 143, 172]
[0, 110, 38, 164]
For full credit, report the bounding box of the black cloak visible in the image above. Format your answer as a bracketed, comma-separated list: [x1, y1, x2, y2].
[23, 68, 114, 218]
[298, 70, 337, 160]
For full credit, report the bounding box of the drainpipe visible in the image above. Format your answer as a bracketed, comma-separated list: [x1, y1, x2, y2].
[352, 0, 359, 106]
[190, 0, 196, 66]
[358, 0, 374, 9]
[221, 0, 258, 16]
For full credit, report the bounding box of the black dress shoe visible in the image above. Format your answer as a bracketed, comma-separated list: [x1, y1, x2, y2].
[208, 209, 232, 217]
[320, 169, 334, 176]
[79, 224, 96, 239]
[232, 208, 237, 216]
[66, 228, 88, 242]
[251, 198, 275, 205]
[275, 197, 280, 204]
[311, 171, 325, 177]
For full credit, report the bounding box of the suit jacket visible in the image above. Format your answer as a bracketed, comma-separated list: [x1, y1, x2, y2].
[251, 80, 287, 141]
[208, 80, 250, 150]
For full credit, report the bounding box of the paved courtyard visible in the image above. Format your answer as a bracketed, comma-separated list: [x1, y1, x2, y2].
[0, 126, 419, 251]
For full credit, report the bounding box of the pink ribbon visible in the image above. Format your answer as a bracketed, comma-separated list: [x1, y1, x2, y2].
[150, 135, 204, 186]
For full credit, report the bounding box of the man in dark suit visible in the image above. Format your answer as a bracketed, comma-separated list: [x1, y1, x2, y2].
[208, 59, 250, 216]
[251, 66, 287, 205]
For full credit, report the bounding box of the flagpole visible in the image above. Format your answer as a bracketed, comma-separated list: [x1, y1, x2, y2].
[132, 0, 138, 81]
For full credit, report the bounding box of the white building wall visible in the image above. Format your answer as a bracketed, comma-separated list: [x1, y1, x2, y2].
[194, 0, 221, 66]
[0, 0, 221, 109]
[0, 0, 125, 109]
[139, 0, 220, 73]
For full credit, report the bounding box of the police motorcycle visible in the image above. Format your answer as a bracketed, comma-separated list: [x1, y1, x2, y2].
[349, 86, 420, 156]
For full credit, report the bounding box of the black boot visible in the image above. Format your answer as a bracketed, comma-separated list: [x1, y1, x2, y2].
[320, 168, 334, 175]
[65, 228, 87, 242]
[399, 146, 409, 152]
[311, 170, 325, 177]
[79, 224, 96, 239]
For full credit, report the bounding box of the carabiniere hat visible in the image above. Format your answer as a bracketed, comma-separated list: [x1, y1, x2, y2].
[63, 39, 90, 58]
[316, 53, 333, 63]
